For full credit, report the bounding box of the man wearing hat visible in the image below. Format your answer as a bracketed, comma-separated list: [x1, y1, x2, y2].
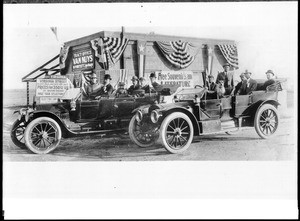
[239, 70, 257, 95]
[127, 75, 141, 95]
[82, 72, 102, 100]
[149, 72, 160, 91]
[216, 62, 236, 95]
[206, 74, 217, 91]
[261, 70, 276, 90]
[233, 72, 247, 95]
[98, 74, 114, 96]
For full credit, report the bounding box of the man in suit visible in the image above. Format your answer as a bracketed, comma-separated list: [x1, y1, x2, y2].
[234, 72, 246, 95]
[98, 74, 114, 97]
[206, 74, 217, 91]
[82, 72, 102, 100]
[216, 62, 236, 95]
[261, 70, 276, 90]
[127, 76, 141, 95]
[239, 70, 257, 95]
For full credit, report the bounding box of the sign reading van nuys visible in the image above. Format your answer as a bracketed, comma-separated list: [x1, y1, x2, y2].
[72, 49, 94, 71]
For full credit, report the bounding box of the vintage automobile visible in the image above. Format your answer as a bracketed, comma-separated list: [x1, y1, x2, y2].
[129, 82, 283, 154]
[10, 83, 177, 154]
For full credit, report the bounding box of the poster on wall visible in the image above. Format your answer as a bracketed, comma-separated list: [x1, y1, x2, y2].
[72, 48, 94, 71]
[156, 71, 194, 88]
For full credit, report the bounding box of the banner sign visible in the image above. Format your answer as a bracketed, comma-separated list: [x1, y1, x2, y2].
[36, 78, 70, 97]
[157, 71, 194, 88]
[72, 48, 94, 71]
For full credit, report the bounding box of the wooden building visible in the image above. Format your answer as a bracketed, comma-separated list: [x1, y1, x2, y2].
[60, 30, 239, 89]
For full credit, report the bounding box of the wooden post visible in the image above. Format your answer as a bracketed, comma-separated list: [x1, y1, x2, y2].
[121, 26, 126, 70]
[27, 82, 29, 107]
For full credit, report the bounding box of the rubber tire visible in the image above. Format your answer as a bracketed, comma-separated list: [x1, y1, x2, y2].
[10, 119, 27, 149]
[160, 112, 194, 154]
[254, 104, 279, 139]
[24, 117, 62, 154]
[129, 115, 158, 148]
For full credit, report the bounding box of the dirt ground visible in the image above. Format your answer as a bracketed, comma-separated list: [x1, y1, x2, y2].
[3, 106, 296, 161]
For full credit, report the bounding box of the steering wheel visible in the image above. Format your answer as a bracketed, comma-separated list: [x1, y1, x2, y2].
[194, 85, 203, 89]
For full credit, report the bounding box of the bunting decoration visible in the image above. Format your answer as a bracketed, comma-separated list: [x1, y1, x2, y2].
[91, 37, 129, 70]
[156, 40, 200, 69]
[59, 44, 70, 69]
[217, 44, 239, 69]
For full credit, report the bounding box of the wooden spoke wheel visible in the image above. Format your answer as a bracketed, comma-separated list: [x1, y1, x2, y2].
[24, 117, 62, 154]
[129, 116, 159, 148]
[254, 104, 279, 139]
[160, 112, 193, 154]
[10, 119, 27, 149]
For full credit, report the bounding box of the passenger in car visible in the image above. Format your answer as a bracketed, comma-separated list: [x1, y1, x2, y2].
[216, 63, 235, 95]
[261, 70, 276, 90]
[234, 72, 246, 95]
[82, 72, 102, 100]
[239, 70, 257, 95]
[115, 82, 127, 96]
[205, 74, 217, 99]
[127, 76, 141, 95]
[149, 72, 160, 91]
[206, 74, 217, 91]
[139, 77, 148, 90]
[98, 74, 114, 97]
[215, 76, 226, 98]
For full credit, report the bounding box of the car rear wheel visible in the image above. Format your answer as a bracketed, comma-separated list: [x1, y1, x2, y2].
[254, 104, 279, 139]
[24, 117, 62, 154]
[10, 119, 27, 149]
[129, 116, 159, 148]
[160, 112, 193, 154]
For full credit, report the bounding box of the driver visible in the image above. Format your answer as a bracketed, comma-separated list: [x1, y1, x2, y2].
[82, 72, 102, 100]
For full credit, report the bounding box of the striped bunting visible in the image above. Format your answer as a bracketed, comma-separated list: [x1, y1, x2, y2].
[91, 37, 129, 70]
[156, 40, 200, 69]
[218, 44, 239, 69]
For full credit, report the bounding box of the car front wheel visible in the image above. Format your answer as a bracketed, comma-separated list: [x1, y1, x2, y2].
[129, 116, 159, 148]
[160, 112, 194, 154]
[254, 104, 279, 139]
[24, 117, 62, 154]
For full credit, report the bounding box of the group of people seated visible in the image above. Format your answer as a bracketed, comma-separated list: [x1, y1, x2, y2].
[205, 62, 277, 99]
[82, 72, 161, 100]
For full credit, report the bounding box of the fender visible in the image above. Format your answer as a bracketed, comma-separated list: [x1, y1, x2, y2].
[31, 110, 72, 138]
[160, 106, 200, 135]
[242, 99, 280, 117]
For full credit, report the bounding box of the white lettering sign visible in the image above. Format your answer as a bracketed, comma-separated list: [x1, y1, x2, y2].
[36, 78, 69, 97]
[72, 49, 94, 71]
[157, 71, 194, 88]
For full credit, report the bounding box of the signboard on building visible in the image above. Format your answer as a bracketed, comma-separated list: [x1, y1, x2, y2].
[36, 77, 71, 103]
[72, 48, 94, 71]
[156, 71, 194, 88]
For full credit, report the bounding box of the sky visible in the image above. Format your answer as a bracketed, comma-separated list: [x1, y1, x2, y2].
[3, 2, 297, 90]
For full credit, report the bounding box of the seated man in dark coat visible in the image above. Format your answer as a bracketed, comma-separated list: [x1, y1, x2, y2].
[261, 69, 276, 90]
[97, 74, 114, 97]
[127, 76, 141, 95]
[234, 72, 246, 95]
[82, 72, 102, 100]
[239, 70, 257, 95]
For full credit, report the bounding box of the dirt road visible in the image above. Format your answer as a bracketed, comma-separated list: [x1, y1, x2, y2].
[3, 107, 296, 162]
